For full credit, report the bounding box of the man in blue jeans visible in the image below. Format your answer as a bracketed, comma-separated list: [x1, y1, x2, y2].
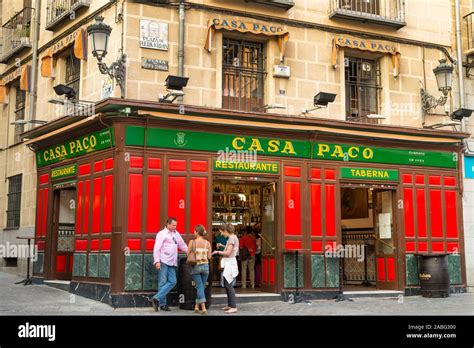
[152, 217, 188, 312]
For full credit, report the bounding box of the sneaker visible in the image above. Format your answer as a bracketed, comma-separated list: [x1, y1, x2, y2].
[160, 305, 171, 312]
[152, 298, 159, 312]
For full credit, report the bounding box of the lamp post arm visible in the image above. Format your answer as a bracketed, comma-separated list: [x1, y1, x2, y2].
[97, 54, 127, 98]
[420, 88, 448, 112]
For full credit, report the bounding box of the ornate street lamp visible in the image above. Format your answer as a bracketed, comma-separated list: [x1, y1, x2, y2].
[87, 16, 126, 98]
[421, 59, 454, 112]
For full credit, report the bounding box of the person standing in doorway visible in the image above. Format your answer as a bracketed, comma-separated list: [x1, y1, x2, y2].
[188, 224, 212, 315]
[240, 226, 257, 289]
[212, 223, 239, 313]
[152, 217, 188, 312]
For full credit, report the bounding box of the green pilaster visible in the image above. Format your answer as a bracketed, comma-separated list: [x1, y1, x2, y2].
[72, 253, 87, 277]
[283, 253, 304, 289]
[98, 253, 110, 279]
[143, 254, 158, 291]
[125, 254, 143, 291]
[88, 253, 99, 278]
[448, 255, 462, 285]
[406, 254, 419, 286]
[311, 255, 326, 288]
[325, 257, 340, 288]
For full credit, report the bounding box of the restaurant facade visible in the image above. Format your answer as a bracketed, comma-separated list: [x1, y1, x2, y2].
[28, 99, 468, 306]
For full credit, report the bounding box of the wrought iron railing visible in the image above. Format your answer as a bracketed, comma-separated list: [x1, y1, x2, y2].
[329, 0, 406, 28]
[46, 0, 91, 30]
[0, 7, 33, 63]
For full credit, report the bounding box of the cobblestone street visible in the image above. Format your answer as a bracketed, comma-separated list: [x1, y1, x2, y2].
[1, 272, 473, 316]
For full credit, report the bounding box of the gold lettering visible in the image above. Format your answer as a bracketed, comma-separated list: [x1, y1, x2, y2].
[281, 141, 296, 155]
[69, 142, 76, 154]
[75, 140, 83, 152]
[232, 137, 245, 150]
[331, 145, 345, 158]
[268, 140, 280, 153]
[317, 144, 330, 157]
[248, 138, 264, 152]
[362, 148, 374, 159]
[83, 137, 90, 150]
[348, 147, 359, 159]
[89, 136, 97, 149]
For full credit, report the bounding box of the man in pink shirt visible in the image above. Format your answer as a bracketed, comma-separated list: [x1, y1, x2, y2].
[152, 217, 188, 311]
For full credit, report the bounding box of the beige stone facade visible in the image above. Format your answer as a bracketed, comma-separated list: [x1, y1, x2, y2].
[0, 0, 473, 276]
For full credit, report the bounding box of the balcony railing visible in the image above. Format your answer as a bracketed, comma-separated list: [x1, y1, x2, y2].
[0, 8, 34, 63]
[46, 0, 91, 31]
[329, 0, 406, 29]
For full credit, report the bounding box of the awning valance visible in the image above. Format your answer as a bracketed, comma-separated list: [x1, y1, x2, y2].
[204, 18, 289, 61]
[0, 65, 32, 104]
[331, 36, 401, 77]
[41, 28, 88, 78]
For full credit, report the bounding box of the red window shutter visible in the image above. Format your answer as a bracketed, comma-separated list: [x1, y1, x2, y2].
[128, 174, 143, 233]
[103, 175, 113, 233]
[403, 188, 414, 238]
[190, 177, 207, 233]
[146, 175, 161, 232]
[168, 177, 186, 233]
[311, 184, 322, 237]
[284, 181, 301, 235]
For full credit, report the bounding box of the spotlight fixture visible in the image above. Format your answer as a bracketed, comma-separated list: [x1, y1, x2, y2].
[301, 91, 337, 116]
[450, 108, 472, 121]
[53, 84, 76, 99]
[159, 75, 189, 103]
[314, 92, 337, 107]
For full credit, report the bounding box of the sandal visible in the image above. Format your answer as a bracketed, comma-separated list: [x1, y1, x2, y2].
[201, 310, 208, 315]
[225, 308, 238, 314]
[222, 306, 231, 311]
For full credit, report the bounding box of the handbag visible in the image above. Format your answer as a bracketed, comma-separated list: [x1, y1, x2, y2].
[186, 240, 197, 266]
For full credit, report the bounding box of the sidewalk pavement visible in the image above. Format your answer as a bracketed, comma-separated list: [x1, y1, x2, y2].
[1, 271, 473, 316]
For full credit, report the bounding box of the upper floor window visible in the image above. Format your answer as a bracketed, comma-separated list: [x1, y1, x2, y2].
[345, 56, 381, 124]
[6, 174, 22, 229]
[64, 49, 81, 99]
[14, 83, 26, 144]
[329, 0, 406, 30]
[222, 38, 266, 112]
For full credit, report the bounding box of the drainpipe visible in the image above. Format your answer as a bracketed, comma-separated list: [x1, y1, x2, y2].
[28, 0, 41, 131]
[455, 0, 466, 133]
[178, 0, 185, 77]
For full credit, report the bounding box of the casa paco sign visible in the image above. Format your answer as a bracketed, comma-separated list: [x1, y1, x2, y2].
[36, 129, 114, 167]
[229, 136, 374, 161]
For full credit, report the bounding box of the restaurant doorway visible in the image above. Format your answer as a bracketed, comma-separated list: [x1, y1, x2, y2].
[211, 176, 278, 294]
[50, 188, 76, 280]
[341, 185, 399, 291]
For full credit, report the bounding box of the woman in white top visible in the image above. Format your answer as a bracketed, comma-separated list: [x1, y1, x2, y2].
[187, 224, 211, 314]
[213, 223, 239, 313]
